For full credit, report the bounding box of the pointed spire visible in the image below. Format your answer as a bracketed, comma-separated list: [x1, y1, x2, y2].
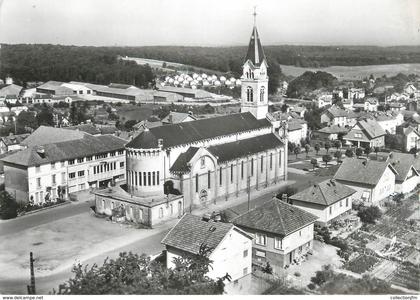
[244, 9, 266, 67]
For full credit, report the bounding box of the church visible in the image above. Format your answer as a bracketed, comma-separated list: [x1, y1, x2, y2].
[94, 23, 288, 227]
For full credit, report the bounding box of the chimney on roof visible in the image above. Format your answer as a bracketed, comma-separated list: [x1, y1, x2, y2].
[202, 213, 211, 222]
[281, 193, 288, 202]
[158, 138, 163, 148]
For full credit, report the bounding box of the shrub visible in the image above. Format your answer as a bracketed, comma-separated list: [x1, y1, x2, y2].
[0, 191, 18, 220]
[357, 206, 382, 224]
[322, 154, 332, 166]
[307, 283, 316, 290]
[294, 272, 301, 277]
[311, 265, 334, 286]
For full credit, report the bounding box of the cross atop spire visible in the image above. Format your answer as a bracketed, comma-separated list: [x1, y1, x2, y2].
[253, 6, 257, 26]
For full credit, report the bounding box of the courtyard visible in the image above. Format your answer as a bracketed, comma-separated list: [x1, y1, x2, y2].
[0, 210, 176, 284]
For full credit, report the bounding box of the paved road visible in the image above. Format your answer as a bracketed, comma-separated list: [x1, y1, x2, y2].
[0, 201, 93, 237]
[0, 190, 277, 294]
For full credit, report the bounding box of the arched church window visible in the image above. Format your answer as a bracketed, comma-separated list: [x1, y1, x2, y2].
[246, 71, 249, 79]
[260, 86, 265, 102]
[246, 87, 253, 102]
[250, 72, 254, 79]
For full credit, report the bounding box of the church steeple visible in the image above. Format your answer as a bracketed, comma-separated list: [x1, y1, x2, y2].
[240, 9, 269, 120]
[244, 26, 266, 67]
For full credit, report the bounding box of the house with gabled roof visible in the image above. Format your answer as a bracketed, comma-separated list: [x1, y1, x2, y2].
[343, 118, 386, 148]
[232, 198, 317, 271]
[334, 158, 397, 205]
[386, 152, 420, 194]
[161, 214, 253, 282]
[289, 179, 356, 225]
[321, 106, 358, 127]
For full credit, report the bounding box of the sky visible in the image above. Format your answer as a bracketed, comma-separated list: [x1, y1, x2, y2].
[0, 0, 419, 47]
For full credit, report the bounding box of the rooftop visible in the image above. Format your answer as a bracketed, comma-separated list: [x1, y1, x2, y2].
[161, 214, 242, 255]
[126, 112, 271, 150]
[289, 179, 356, 207]
[244, 26, 266, 67]
[334, 158, 397, 186]
[233, 198, 318, 237]
[21, 126, 88, 147]
[2, 134, 126, 167]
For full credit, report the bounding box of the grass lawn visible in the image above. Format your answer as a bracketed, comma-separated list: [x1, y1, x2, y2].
[116, 104, 155, 122]
[0, 212, 144, 280]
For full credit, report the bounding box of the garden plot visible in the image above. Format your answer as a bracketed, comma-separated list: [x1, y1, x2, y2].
[387, 263, 420, 291]
[344, 254, 381, 274]
[371, 260, 398, 280]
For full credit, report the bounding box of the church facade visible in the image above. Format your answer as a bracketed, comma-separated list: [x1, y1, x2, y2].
[124, 24, 287, 212]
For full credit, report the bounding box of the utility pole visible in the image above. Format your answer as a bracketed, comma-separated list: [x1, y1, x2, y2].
[27, 252, 36, 295]
[247, 176, 251, 211]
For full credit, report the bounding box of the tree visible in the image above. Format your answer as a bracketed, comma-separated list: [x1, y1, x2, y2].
[288, 142, 296, 153]
[294, 146, 301, 159]
[333, 140, 342, 150]
[345, 149, 354, 158]
[334, 150, 342, 162]
[314, 143, 321, 155]
[310, 158, 318, 170]
[322, 154, 332, 166]
[16, 111, 37, 133]
[355, 147, 363, 158]
[36, 104, 54, 127]
[0, 191, 18, 220]
[124, 120, 138, 131]
[55, 250, 226, 295]
[357, 206, 382, 224]
[364, 146, 372, 157]
[324, 142, 331, 153]
[304, 144, 311, 157]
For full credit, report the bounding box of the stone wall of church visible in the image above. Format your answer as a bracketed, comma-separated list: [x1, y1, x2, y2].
[126, 147, 165, 197]
[179, 147, 286, 211]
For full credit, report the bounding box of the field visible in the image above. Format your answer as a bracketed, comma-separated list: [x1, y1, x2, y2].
[280, 63, 420, 80]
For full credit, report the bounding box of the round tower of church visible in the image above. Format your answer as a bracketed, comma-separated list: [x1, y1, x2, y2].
[125, 129, 165, 197]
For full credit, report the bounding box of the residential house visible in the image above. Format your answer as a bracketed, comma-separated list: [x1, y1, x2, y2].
[347, 88, 365, 100]
[233, 198, 318, 272]
[289, 179, 356, 226]
[343, 118, 386, 148]
[388, 102, 406, 111]
[0, 133, 30, 154]
[317, 94, 333, 108]
[374, 111, 404, 134]
[161, 214, 253, 281]
[289, 106, 306, 118]
[313, 125, 350, 141]
[386, 152, 419, 194]
[395, 125, 420, 152]
[321, 106, 357, 127]
[284, 119, 308, 145]
[334, 158, 397, 205]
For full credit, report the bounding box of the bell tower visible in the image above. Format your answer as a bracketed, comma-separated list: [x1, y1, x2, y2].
[241, 8, 268, 120]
